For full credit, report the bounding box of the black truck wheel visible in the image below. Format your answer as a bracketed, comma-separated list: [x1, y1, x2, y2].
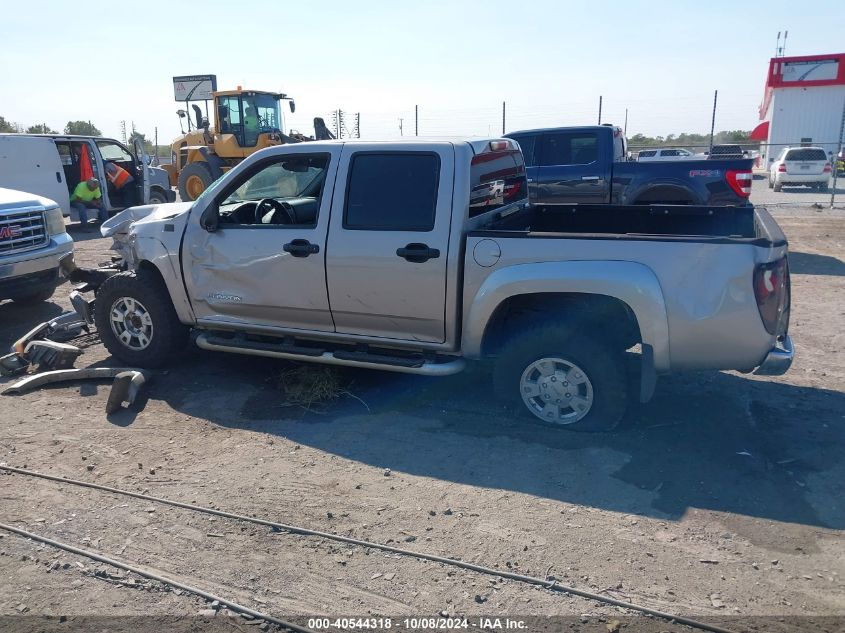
[493, 324, 628, 432]
[94, 270, 188, 368]
[178, 162, 214, 201]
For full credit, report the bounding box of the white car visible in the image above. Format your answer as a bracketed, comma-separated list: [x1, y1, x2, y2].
[769, 147, 832, 191]
[637, 148, 694, 161]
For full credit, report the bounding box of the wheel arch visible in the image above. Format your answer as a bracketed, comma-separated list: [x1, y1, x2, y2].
[129, 238, 196, 325]
[462, 260, 671, 373]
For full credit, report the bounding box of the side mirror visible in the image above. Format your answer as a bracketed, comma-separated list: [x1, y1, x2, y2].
[200, 205, 219, 232]
[289, 100, 296, 113]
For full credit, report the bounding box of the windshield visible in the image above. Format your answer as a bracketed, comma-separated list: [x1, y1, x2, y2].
[223, 157, 326, 205]
[242, 93, 282, 146]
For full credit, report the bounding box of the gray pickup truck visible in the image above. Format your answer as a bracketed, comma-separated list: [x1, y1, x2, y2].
[78, 138, 792, 431]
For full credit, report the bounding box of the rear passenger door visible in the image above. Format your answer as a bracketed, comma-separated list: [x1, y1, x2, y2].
[535, 131, 609, 204]
[325, 144, 454, 343]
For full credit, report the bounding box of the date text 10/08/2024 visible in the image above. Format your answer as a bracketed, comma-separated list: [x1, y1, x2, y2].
[307, 617, 527, 630]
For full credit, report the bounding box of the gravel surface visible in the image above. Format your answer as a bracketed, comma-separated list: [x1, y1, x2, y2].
[0, 208, 843, 629]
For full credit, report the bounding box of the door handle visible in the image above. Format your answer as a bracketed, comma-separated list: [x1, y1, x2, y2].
[581, 176, 601, 181]
[396, 242, 440, 263]
[283, 239, 320, 257]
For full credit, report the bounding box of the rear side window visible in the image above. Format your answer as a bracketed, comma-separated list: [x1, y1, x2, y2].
[344, 153, 439, 231]
[509, 134, 537, 166]
[638, 150, 657, 158]
[785, 148, 827, 161]
[540, 133, 598, 166]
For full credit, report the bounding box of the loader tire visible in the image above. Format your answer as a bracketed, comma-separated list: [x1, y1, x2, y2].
[178, 162, 214, 201]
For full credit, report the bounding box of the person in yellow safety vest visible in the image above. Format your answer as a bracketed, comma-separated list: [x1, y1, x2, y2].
[103, 161, 136, 207]
[70, 178, 106, 228]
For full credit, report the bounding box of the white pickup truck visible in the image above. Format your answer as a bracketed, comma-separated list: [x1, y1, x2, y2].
[1, 187, 73, 304]
[77, 138, 792, 431]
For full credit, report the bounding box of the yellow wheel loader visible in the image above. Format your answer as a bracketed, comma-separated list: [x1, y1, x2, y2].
[164, 88, 334, 201]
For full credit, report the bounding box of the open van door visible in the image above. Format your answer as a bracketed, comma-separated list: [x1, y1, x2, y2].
[133, 138, 151, 204]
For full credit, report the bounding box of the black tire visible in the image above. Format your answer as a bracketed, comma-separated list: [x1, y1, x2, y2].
[492, 324, 628, 432]
[148, 188, 169, 204]
[94, 269, 188, 368]
[12, 286, 55, 305]
[767, 177, 774, 189]
[773, 181, 783, 192]
[177, 162, 214, 201]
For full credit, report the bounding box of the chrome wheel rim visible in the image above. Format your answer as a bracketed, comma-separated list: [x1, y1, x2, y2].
[520, 357, 594, 424]
[110, 296, 153, 350]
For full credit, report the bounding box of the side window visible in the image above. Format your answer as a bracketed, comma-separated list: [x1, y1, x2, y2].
[345, 153, 439, 231]
[539, 133, 598, 166]
[539, 133, 570, 166]
[96, 141, 133, 163]
[570, 134, 598, 164]
[511, 135, 537, 166]
[216, 154, 329, 228]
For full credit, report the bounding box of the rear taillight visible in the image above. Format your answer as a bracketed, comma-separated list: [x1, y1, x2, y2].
[778, 163, 787, 172]
[823, 163, 832, 173]
[726, 169, 752, 197]
[754, 257, 790, 336]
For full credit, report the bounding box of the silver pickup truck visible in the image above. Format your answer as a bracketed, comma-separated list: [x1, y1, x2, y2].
[81, 138, 793, 431]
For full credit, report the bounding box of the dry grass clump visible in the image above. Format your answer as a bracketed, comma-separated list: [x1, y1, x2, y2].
[276, 365, 368, 412]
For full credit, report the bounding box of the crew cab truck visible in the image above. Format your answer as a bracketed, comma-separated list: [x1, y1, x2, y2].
[87, 138, 793, 431]
[1, 187, 73, 304]
[505, 125, 753, 206]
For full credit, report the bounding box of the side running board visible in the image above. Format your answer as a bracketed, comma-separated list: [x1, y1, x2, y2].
[195, 333, 465, 376]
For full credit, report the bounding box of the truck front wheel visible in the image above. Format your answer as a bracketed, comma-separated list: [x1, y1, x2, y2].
[94, 270, 188, 368]
[492, 325, 628, 432]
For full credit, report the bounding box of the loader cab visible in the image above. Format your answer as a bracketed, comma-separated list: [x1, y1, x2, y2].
[215, 91, 285, 150]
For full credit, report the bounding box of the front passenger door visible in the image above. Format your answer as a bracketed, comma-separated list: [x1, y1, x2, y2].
[182, 148, 339, 332]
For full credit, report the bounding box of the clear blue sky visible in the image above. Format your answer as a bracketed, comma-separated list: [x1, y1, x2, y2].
[2, 0, 843, 142]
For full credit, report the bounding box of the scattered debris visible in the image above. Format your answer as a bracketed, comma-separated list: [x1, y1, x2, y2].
[105, 370, 153, 415]
[3, 367, 136, 396]
[25, 340, 83, 371]
[0, 352, 29, 377]
[709, 593, 725, 609]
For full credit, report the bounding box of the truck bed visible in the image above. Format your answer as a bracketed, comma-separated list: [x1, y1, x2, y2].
[473, 203, 785, 246]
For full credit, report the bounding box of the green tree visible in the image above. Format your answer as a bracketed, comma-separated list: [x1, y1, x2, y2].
[0, 116, 17, 132]
[64, 120, 102, 136]
[25, 123, 57, 134]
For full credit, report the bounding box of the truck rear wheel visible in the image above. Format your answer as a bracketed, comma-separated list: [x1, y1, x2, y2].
[94, 270, 188, 368]
[178, 162, 214, 201]
[492, 324, 628, 432]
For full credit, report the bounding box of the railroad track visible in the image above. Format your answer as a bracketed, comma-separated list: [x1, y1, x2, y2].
[0, 465, 737, 633]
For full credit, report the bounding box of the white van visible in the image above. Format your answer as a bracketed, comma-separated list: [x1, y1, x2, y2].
[0, 134, 174, 221]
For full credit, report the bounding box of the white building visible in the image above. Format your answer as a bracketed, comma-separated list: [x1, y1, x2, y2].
[752, 52, 845, 166]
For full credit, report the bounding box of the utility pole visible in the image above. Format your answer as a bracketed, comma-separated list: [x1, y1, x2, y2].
[709, 90, 718, 152]
[502, 101, 506, 135]
[398, 118, 404, 136]
[597, 96, 602, 125]
[356, 113, 360, 138]
[415, 105, 418, 137]
[623, 108, 628, 137]
[120, 120, 127, 144]
[830, 97, 845, 208]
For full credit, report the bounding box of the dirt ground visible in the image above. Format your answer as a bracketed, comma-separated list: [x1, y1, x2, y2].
[1, 207, 843, 631]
